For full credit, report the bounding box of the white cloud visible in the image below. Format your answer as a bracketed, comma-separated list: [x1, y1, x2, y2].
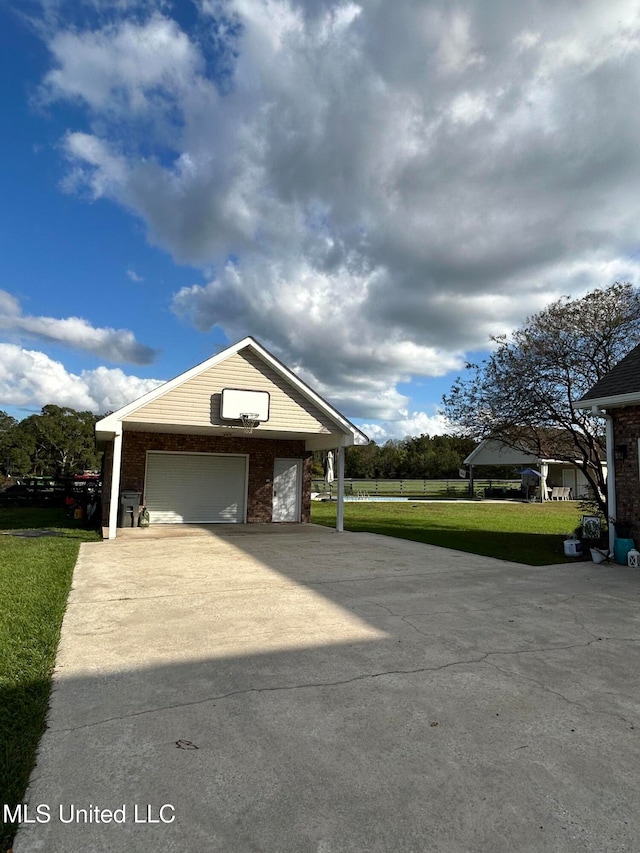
[171, 259, 466, 419]
[448, 91, 492, 126]
[126, 269, 144, 282]
[0, 344, 163, 413]
[36, 0, 640, 422]
[43, 13, 203, 115]
[81, 365, 164, 413]
[0, 289, 157, 364]
[360, 410, 452, 443]
[433, 9, 485, 76]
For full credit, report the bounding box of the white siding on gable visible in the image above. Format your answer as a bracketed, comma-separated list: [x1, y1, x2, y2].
[124, 349, 335, 434]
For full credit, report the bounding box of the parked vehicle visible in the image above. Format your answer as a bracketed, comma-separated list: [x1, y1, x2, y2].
[0, 477, 66, 507]
[0, 474, 101, 518]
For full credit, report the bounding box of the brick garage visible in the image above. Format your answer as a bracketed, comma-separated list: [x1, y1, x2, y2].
[96, 336, 368, 538]
[102, 431, 312, 527]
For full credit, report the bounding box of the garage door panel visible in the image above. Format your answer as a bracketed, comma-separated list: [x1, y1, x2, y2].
[145, 453, 247, 523]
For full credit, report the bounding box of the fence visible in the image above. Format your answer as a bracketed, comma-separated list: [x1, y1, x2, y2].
[311, 478, 521, 499]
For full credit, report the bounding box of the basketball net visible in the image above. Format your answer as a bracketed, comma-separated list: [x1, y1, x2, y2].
[240, 413, 260, 434]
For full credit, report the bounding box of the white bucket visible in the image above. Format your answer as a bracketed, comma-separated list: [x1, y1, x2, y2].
[590, 548, 607, 564]
[563, 539, 582, 557]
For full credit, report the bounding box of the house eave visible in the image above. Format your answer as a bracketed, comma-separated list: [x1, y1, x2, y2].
[96, 419, 362, 449]
[95, 336, 369, 448]
[574, 391, 640, 411]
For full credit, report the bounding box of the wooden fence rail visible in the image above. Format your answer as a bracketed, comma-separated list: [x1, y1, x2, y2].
[311, 478, 521, 499]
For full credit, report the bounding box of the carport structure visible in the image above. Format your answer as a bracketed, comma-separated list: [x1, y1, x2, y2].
[96, 337, 368, 539]
[464, 437, 604, 500]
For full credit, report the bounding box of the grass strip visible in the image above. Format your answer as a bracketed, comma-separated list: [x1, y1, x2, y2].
[0, 509, 100, 851]
[311, 500, 582, 565]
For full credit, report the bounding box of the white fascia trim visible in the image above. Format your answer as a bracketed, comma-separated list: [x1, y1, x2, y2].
[463, 442, 606, 469]
[246, 340, 369, 444]
[462, 438, 538, 465]
[574, 391, 640, 410]
[95, 337, 255, 434]
[95, 336, 369, 446]
[462, 439, 488, 465]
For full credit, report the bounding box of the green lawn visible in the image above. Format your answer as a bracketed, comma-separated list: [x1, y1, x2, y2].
[312, 500, 585, 565]
[0, 508, 101, 852]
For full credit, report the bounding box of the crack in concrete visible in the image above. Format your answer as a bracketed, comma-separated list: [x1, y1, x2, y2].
[53, 655, 493, 733]
[308, 568, 485, 583]
[53, 637, 625, 735]
[360, 599, 606, 646]
[481, 657, 636, 728]
[71, 570, 484, 604]
[72, 585, 295, 603]
[361, 600, 442, 640]
[482, 657, 591, 715]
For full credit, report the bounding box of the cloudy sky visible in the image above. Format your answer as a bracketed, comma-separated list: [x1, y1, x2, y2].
[2, 0, 640, 440]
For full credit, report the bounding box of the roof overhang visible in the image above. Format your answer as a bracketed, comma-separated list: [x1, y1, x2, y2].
[463, 438, 605, 468]
[574, 391, 640, 411]
[463, 438, 538, 466]
[96, 420, 361, 451]
[95, 336, 369, 450]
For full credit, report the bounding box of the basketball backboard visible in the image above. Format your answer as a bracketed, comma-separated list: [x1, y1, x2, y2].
[220, 388, 270, 421]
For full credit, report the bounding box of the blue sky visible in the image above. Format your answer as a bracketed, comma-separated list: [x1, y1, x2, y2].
[2, 1, 640, 441]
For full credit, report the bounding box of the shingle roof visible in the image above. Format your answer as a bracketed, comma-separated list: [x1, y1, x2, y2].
[466, 428, 606, 463]
[533, 428, 605, 460]
[579, 343, 640, 403]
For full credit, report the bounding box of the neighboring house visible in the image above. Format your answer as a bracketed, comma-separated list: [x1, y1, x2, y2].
[574, 342, 640, 544]
[463, 437, 605, 500]
[96, 337, 368, 539]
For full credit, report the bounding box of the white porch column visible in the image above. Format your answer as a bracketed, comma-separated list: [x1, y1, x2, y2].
[540, 462, 549, 502]
[336, 445, 345, 532]
[604, 411, 616, 553]
[107, 426, 123, 540]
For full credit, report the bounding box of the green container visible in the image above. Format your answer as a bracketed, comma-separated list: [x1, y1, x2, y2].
[614, 538, 635, 565]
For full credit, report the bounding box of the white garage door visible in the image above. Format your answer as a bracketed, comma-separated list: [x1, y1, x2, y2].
[145, 452, 247, 524]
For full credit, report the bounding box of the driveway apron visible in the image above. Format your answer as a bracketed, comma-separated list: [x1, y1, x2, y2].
[14, 524, 640, 853]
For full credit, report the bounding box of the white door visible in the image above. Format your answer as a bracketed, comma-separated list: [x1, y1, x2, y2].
[145, 452, 247, 523]
[273, 458, 301, 522]
[562, 468, 576, 498]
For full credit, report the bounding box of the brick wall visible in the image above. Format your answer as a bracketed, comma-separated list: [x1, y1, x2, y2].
[612, 407, 640, 541]
[102, 431, 312, 526]
[100, 440, 114, 528]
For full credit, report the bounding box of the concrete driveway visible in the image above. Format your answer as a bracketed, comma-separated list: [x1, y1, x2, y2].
[14, 524, 640, 852]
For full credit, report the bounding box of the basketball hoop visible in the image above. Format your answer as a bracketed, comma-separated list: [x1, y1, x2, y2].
[240, 413, 260, 434]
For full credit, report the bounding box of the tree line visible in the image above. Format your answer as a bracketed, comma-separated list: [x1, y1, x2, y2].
[342, 434, 477, 480]
[0, 406, 101, 482]
[335, 435, 516, 481]
[1, 405, 500, 487]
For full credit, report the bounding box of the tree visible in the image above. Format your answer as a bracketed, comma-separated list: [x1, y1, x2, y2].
[35, 405, 100, 475]
[442, 283, 640, 517]
[0, 411, 17, 472]
[345, 442, 379, 478]
[0, 411, 17, 483]
[344, 435, 477, 479]
[5, 406, 100, 477]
